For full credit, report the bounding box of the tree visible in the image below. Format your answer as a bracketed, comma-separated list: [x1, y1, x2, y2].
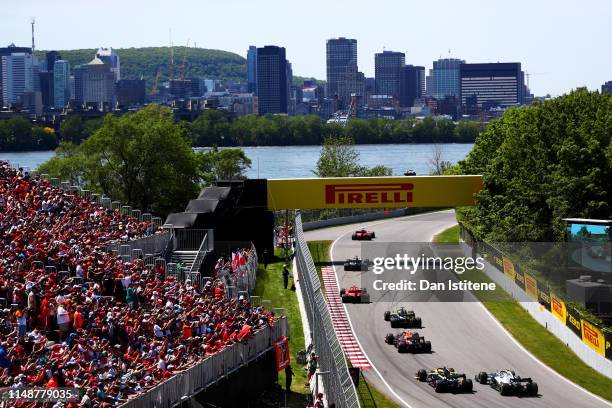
[314, 135, 392, 177]
[429, 144, 452, 175]
[196, 146, 252, 185]
[458, 89, 612, 242]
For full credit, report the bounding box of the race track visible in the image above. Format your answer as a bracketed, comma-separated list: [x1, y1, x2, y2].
[304, 210, 611, 408]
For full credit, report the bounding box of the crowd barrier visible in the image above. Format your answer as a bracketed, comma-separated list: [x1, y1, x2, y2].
[460, 223, 612, 374]
[120, 317, 289, 408]
[294, 212, 361, 408]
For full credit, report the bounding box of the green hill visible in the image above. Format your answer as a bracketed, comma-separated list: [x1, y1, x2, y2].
[35, 46, 247, 91]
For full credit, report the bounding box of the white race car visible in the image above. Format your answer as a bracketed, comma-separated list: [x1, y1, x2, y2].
[475, 370, 538, 396]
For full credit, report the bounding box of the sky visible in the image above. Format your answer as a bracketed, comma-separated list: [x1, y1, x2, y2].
[1, 0, 611, 96]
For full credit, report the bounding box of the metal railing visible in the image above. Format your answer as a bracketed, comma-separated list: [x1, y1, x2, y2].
[294, 212, 360, 408]
[120, 317, 289, 408]
[105, 231, 173, 258]
[189, 230, 214, 275]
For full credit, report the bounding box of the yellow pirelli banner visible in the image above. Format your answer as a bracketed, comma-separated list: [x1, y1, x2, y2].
[550, 293, 567, 323]
[581, 319, 606, 356]
[266, 175, 483, 210]
[502, 257, 516, 281]
[524, 273, 538, 300]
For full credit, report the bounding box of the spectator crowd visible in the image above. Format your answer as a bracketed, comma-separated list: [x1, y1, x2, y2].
[0, 161, 274, 407]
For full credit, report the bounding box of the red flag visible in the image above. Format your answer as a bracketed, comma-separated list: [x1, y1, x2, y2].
[231, 252, 239, 272]
[239, 253, 247, 266]
[274, 336, 290, 371]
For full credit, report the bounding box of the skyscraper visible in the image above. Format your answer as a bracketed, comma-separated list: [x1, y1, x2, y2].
[460, 62, 524, 108]
[426, 58, 465, 100]
[96, 47, 120, 81]
[247, 46, 257, 93]
[602, 81, 612, 95]
[74, 56, 116, 109]
[256, 46, 287, 115]
[337, 65, 365, 108]
[1, 52, 38, 107]
[399, 65, 425, 107]
[326, 38, 357, 103]
[0, 44, 32, 106]
[53, 59, 71, 108]
[375, 51, 405, 99]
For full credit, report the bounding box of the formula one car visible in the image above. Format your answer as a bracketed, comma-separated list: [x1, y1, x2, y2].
[343, 256, 369, 271]
[384, 330, 431, 353]
[351, 229, 376, 240]
[416, 367, 473, 393]
[475, 370, 538, 397]
[383, 307, 422, 328]
[404, 169, 417, 176]
[340, 286, 370, 303]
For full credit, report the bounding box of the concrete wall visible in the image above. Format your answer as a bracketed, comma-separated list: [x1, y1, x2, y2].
[460, 242, 612, 378]
[302, 208, 434, 231]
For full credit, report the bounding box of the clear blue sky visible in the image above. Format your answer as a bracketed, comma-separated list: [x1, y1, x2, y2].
[2, 0, 610, 96]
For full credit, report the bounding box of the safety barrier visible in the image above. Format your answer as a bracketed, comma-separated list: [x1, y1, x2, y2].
[459, 223, 612, 376]
[105, 231, 173, 259]
[120, 316, 289, 408]
[294, 212, 360, 408]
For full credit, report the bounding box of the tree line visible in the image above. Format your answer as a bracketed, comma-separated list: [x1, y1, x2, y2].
[0, 117, 59, 151]
[188, 111, 481, 146]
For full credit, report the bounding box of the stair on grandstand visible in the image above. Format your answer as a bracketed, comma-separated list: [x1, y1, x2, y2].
[171, 250, 198, 272]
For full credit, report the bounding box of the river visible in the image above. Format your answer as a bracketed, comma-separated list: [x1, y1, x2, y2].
[0, 143, 473, 179]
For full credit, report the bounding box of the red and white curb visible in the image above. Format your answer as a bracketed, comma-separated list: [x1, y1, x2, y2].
[321, 266, 371, 369]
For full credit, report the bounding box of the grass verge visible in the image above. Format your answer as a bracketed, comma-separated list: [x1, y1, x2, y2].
[307, 240, 403, 408]
[254, 249, 308, 406]
[433, 225, 612, 402]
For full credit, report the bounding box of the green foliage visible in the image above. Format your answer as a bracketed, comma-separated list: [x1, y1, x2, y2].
[314, 135, 392, 177]
[0, 117, 58, 151]
[458, 89, 612, 242]
[59, 115, 104, 144]
[36, 47, 247, 92]
[187, 112, 480, 147]
[195, 146, 252, 185]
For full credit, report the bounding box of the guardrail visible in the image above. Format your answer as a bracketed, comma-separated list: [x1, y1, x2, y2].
[294, 211, 360, 408]
[121, 316, 289, 408]
[105, 231, 173, 259]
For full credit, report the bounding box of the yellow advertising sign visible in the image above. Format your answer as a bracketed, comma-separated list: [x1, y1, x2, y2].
[550, 293, 567, 323]
[581, 319, 606, 356]
[266, 175, 483, 210]
[524, 273, 538, 300]
[502, 257, 516, 281]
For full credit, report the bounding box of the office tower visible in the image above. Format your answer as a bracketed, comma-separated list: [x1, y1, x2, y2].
[96, 47, 120, 81]
[256, 46, 287, 114]
[247, 46, 257, 93]
[426, 58, 465, 99]
[602, 81, 612, 95]
[116, 79, 145, 107]
[74, 56, 116, 109]
[1, 52, 38, 107]
[374, 51, 405, 98]
[399, 65, 425, 107]
[45, 51, 61, 72]
[326, 37, 357, 102]
[337, 65, 365, 108]
[460, 62, 524, 107]
[0, 44, 32, 106]
[53, 60, 71, 108]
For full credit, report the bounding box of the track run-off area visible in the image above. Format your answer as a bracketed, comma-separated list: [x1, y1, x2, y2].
[304, 210, 611, 408]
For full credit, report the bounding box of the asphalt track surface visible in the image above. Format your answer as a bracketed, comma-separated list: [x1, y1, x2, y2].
[304, 210, 611, 408]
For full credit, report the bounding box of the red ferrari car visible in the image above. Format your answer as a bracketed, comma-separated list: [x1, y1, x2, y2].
[352, 229, 376, 240]
[340, 286, 370, 303]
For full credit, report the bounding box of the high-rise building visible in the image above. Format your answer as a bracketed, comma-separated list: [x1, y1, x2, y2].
[247, 46, 257, 93]
[256, 46, 287, 114]
[45, 51, 61, 72]
[326, 38, 357, 102]
[116, 79, 145, 107]
[96, 47, 120, 81]
[459, 62, 524, 108]
[425, 58, 465, 100]
[1, 52, 39, 107]
[38, 51, 62, 108]
[74, 56, 116, 109]
[602, 81, 612, 95]
[337, 64, 365, 108]
[0, 44, 32, 106]
[375, 51, 405, 99]
[399, 65, 425, 107]
[53, 60, 71, 108]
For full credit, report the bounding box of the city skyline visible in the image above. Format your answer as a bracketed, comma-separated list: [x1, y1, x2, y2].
[1, 0, 610, 97]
